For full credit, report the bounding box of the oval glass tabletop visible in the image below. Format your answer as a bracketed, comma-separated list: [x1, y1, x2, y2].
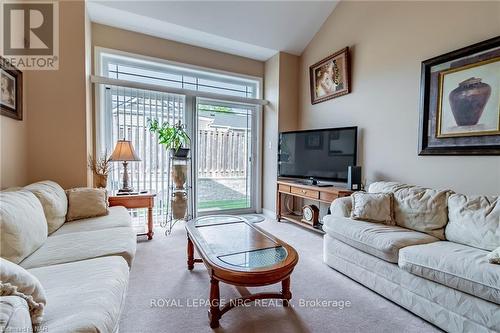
[218, 246, 288, 269]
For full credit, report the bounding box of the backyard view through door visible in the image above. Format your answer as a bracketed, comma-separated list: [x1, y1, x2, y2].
[196, 100, 255, 213]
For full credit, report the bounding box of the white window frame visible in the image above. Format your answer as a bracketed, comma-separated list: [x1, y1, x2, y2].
[94, 47, 263, 214]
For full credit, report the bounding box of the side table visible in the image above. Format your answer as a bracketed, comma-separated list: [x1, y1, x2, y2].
[108, 193, 156, 240]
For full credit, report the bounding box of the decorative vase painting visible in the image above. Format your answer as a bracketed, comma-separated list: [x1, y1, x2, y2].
[436, 58, 499, 138]
[418, 36, 500, 155]
[309, 47, 350, 104]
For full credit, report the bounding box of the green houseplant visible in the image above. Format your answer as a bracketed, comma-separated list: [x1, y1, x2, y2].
[148, 119, 191, 158]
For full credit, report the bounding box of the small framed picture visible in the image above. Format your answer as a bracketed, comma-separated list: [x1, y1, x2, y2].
[309, 47, 351, 104]
[1, 58, 23, 121]
[418, 37, 500, 155]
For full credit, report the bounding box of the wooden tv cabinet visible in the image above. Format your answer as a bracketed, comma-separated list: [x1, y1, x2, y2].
[276, 179, 353, 234]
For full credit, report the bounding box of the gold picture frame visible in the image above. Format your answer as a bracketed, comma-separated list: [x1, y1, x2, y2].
[309, 47, 350, 104]
[436, 56, 500, 138]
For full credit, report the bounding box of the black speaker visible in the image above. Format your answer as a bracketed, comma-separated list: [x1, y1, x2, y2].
[347, 166, 362, 191]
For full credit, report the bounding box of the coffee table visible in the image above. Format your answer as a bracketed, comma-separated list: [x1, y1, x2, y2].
[185, 215, 299, 328]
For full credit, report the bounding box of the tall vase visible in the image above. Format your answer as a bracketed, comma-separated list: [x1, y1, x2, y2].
[95, 174, 108, 188]
[449, 77, 491, 126]
[171, 192, 187, 219]
[171, 165, 187, 190]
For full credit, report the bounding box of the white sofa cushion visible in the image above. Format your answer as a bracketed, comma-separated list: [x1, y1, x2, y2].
[351, 192, 394, 225]
[399, 241, 500, 305]
[323, 216, 438, 263]
[51, 206, 130, 236]
[0, 296, 32, 332]
[0, 191, 48, 264]
[19, 227, 136, 269]
[324, 235, 500, 332]
[445, 194, 499, 251]
[368, 182, 451, 240]
[24, 181, 68, 235]
[0, 258, 46, 325]
[28, 256, 129, 333]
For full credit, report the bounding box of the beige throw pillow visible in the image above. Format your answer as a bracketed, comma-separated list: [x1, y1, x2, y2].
[0, 191, 48, 264]
[66, 188, 109, 222]
[488, 247, 500, 264]
[368, 182, 451, 240]
[24, 180, 68, 235]
[446, 194, 499, 251]
[0, 258, 47, 325]
[351, 192, 394, 225]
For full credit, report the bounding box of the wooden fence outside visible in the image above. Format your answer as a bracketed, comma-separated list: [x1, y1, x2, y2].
[197, 129, 247, 178]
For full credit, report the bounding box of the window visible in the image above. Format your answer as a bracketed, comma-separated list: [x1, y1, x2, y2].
[95, 49, 262, 228]
[103, 86, 185, 224]
[101, 52, 259, 98]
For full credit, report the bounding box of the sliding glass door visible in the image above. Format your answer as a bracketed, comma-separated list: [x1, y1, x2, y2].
[97, 50, 262, 223]
[194, 99, 258, 215]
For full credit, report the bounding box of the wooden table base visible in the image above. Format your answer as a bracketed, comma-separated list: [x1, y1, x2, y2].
[187, 236, 292, 329]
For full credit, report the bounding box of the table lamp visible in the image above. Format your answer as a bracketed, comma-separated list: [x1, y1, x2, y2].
[110, 139, 141, 192]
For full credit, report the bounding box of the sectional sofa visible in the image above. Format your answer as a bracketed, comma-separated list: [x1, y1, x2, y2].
[323, 181, 499, 333]
[0, 181, 136, 333]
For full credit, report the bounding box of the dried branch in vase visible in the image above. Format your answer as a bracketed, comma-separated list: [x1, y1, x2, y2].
[88, 151, 112, 188]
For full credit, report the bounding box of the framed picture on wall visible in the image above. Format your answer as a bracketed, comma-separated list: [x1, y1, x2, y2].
[1, 57, 23, 121]
[418, 36, 500, 155]
[309, 47, 351, 104]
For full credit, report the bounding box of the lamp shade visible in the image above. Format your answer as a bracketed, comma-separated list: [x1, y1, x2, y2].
[109, 140, 141, 162]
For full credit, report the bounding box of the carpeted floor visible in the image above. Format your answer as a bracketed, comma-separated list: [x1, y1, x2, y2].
[120, 218, 441, 333]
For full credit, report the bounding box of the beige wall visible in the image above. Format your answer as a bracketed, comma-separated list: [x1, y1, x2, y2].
[0, 94, 28, 189]
[262, 54, 280, 213]
[25, 0, 89, 189]
[91, 24, 264, 78]
[278, 53, 299, 132]
[262, 52, 300, 213]
[298, 1, 500, 196]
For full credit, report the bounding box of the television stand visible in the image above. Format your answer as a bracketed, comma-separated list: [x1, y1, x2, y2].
[276, 179, 353, 234]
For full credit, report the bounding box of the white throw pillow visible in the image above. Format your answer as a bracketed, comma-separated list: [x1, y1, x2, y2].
[0, 258, 47, 325]
[351, 192, 394, 225]
[0, 191, 48, 264]
[487, 247, 500, 264]
[24, 180, 68, 235]
[66, 188, 109, 221]
[446, 194, 499, 251]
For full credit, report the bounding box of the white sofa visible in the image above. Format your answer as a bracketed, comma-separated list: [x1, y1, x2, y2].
[0, 181, 136, 333]
[323, 181, 499, 333]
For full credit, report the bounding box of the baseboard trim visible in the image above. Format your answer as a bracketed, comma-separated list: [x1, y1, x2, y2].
[262, 208, 276, 220]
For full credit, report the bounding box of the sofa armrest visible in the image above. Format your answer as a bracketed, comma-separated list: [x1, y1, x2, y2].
[0, 296, 33, 332]
[330, 196, 352, 218]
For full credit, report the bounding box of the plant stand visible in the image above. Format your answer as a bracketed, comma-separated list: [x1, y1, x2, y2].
[162, 154, 192, 235]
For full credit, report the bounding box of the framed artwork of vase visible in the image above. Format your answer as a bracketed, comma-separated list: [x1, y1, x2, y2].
[309, 47, 350, 104]
[1, 57, 23, 121]
[418, 36, 500, 155]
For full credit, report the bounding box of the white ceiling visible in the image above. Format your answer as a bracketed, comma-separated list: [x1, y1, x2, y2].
[87, 1, 338, 61]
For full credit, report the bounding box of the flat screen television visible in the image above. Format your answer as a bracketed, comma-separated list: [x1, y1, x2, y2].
[278, 127, 357, 183]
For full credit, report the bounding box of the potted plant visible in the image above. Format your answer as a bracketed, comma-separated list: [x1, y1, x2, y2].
[148, 119, 191, 158]
[88, 150, 111, 188]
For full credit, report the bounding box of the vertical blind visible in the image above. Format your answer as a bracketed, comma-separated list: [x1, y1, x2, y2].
[103, 85, 185, 225]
